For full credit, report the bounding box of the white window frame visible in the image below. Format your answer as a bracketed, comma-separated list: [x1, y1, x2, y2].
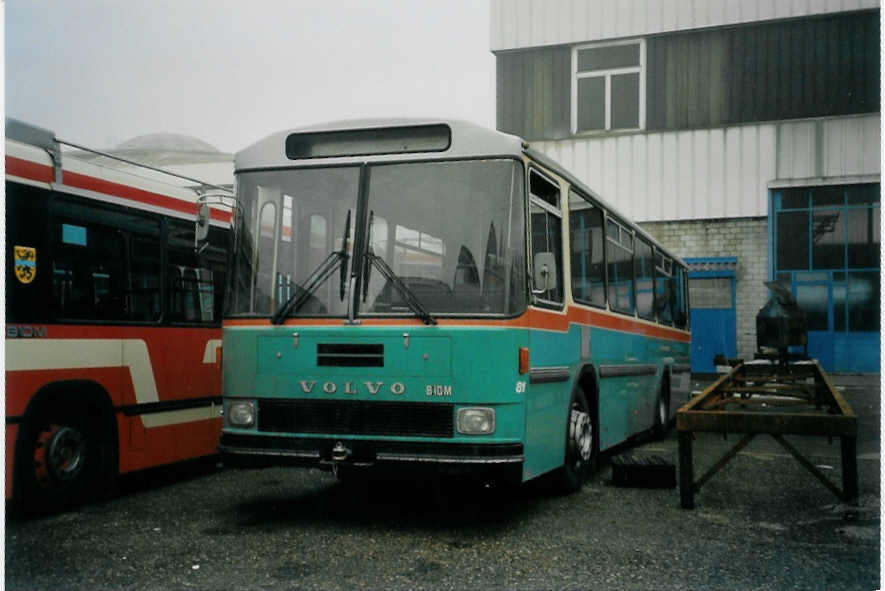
[571, 38, 646, 135]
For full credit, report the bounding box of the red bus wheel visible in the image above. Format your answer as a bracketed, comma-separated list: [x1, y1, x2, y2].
[34, 424, 88, 489]
[17, 402, 113, 514]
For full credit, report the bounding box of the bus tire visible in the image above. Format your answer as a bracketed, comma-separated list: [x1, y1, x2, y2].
[556, 389, 595, 494]
[16, 396, 115, 514]
[653, 373, 671, 439]
[334, 465, 368, 486]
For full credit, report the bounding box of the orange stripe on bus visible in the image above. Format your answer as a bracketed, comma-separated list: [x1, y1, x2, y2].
[224, 307, 691, 342]
[5, 156, 231, 224]
[63, 170, 232, 223]
[6, 155, 54, 183]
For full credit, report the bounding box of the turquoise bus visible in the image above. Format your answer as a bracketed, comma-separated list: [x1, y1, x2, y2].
[213, 119, 690, 491]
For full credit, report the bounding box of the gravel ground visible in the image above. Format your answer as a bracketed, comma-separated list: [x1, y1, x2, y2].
[5, 374, 879, 590]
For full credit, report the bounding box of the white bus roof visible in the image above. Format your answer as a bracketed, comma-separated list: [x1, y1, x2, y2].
[6, 118, 233, 226]
[235, 117, 686, 267]
[235, 118, 526, 170]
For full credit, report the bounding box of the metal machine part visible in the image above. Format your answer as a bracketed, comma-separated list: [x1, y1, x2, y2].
[756, 281, 807, 364]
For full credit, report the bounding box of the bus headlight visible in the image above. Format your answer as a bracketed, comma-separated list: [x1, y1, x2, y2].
[457, 407, 495, 435]
[225, 399, 255, 428]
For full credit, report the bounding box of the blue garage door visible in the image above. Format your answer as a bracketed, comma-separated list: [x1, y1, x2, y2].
[771, 184, 880, 373]
[687, 258, 737, 373]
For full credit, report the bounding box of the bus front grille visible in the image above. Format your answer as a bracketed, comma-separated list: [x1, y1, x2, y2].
[317, 343, 384, 367]
[258, 399, 454, 438]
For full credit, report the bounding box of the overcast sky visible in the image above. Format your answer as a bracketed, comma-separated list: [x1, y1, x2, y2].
[5, 0, 495, 153]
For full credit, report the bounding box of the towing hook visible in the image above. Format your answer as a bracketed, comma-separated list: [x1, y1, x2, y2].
[331, 441, 351, 462]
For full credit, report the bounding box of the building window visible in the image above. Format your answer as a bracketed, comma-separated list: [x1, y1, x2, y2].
[689, 277, 733, 310]
[572, 40, 644, 133]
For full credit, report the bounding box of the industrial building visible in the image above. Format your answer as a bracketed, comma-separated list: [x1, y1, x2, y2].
[491, 0, 880, 372]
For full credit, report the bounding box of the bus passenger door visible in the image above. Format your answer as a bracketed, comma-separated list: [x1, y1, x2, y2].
[160, 220, 227, 457]
[523, 169, 569, 480]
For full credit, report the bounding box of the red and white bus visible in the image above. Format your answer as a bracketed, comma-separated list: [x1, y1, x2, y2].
[5, 119, 232, 512]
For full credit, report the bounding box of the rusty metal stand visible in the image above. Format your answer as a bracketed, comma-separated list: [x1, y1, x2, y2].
[677, 361, 858, 510]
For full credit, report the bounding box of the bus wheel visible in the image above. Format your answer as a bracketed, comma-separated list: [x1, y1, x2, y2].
[17, 403, 112, 513]
[653, 374, 671, 439]
[557, 390, 595, 493]
[334, 465, 367, 486]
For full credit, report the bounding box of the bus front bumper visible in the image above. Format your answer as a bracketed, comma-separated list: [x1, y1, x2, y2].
[219, 433, 524, 475]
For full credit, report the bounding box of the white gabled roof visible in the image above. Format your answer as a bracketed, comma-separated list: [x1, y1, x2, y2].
[235, 118, 526, 170]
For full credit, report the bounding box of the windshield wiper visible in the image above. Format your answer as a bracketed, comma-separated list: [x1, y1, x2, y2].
[361, 212, 436, 326]
[271, 209, 351, 325]
[362, 252, 436, 325]
[361, 210, 376, 303]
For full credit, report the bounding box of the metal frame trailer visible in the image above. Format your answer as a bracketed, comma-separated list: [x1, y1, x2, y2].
[676, 361, 858, 510]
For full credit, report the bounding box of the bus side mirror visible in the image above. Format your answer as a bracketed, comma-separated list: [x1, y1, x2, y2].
[532, 252, 557, 294]
[195, 203, 210, 253]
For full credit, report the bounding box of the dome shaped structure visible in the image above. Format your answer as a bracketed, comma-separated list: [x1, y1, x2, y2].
[114, 133, 221, 154]
[69, 131, 234, 188]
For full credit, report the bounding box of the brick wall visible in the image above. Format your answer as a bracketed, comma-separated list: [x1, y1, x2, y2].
[639, 217, 769, 362]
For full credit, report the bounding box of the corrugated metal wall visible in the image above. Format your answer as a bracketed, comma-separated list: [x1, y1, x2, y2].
[530, 114, 880, 222]
[496, 48, 571, 140]
[490, 0, 880, 51]
[496, 11, 879, 140]
[776, 116, 882, 179]
[646, 12, 880, 130]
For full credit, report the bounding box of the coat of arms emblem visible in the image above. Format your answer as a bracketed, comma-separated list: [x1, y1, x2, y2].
[14, 246, 36, 284]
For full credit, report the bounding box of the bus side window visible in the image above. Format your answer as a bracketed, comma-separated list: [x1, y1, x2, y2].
[52, 219, 126, 321]
[606, 220, 634, 315]
[529, 170, 563, 305]
[568, 190, 606, 308]
[655, 251, 673, 326]
[307, 214, 328, 276]
[634, 237, 655, 320]
[129, 234, 161, 321]
[255, 201, 278, 314]
[454, 245, 480, 286]
[166, 219, 225, 324]
[674, 266, 689, 329]
[51, 194, 163, 323]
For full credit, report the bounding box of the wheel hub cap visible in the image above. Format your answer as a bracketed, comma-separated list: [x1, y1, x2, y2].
[37, 425, 87, 486]
[569, 408, 592, 463]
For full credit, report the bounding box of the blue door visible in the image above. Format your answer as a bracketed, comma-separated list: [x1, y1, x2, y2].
[770, 184, 880, 373]
[788, 271, 880, 372]
[687, 258, 737, 373]
[792, 275, 835, 370]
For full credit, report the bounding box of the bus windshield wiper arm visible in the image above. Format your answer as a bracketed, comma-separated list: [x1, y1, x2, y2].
[270, 251, 344, 324]
[271, 210, 351, 325]
[362, 250, 437, 326]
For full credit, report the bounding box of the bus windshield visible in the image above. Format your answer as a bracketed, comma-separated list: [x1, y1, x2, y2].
[229, 158, 526, 318]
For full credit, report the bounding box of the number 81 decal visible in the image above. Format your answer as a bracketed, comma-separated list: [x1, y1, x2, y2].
[515, 381, 526, 393]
